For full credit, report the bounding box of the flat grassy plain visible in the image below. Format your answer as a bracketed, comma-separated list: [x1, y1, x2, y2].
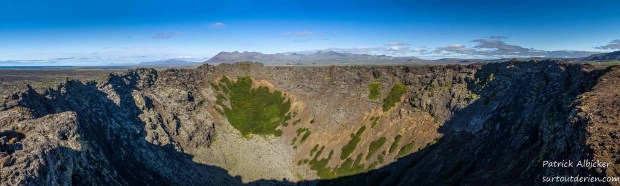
[0, 67, 125, 98]
[587, 61, 620, 69]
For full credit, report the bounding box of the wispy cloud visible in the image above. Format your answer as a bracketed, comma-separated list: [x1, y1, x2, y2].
[385, 42, 415, 53]
[285, 31, 314, 37]
[471, 38, 534, 55]
[296, 37, 597, 59]
[435, 44, 476, 54]
[209, 22, 226, 28]
[152, 32, 180, 39]
[295, 42, 428, 56]
[595, 39, 620, 50]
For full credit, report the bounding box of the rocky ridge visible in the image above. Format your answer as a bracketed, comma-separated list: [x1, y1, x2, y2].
[0, 60, 619, 185]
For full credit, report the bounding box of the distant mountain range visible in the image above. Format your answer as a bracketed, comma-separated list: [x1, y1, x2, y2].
[584, 51, 620, 61]
[205, 50, 620, 65]
[2, 50, 617, 67]
[205, 51, 424, 65]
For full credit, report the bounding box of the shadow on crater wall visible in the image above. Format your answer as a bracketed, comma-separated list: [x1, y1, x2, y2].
[4, 61, 610, 185]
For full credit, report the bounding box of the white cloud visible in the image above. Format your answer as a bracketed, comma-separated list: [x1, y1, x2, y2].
[209, 22, 226, 28]
[385, 42, 412, 52]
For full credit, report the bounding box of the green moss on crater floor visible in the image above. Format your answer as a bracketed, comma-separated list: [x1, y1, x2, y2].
[341, 126, 366, 160]
[214, 76, 291, 137]
[366, 137, 386, 160]
[389, 135, 402, 154]
[397, 140, 416, 158]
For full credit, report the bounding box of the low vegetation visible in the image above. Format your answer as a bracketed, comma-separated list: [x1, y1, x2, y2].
[301, 127, 388, 179]
[310, 144, 319, 156]
[382, 83, 408, 111]
[366, 137, 386, 160]
[300, 131, 311, 144]
[305, 147, 369, 179]
[367, 161, 380, 170]
[214, 76, 292, 137]
[378, 154, 385, 164]
[370, 116, 381, 128]
[475, 73, 496, 88]
[464, 92, 480, 100]
[340, 126, 367, 160]
[368, 82, 381, 100]
[308, 146, 335, 178]
[209, 82, 220, 91]
[397, 140, 416, 158]
[294, 128, 311, 144]
[334, 153, 367, 177]
[291, 137, 298, 145]
[591, 61, 620, 69]
[389, 135, 402, 154]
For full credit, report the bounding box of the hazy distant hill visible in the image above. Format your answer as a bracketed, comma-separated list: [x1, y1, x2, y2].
[585, 50, 620, 61]
[137, 59, 201, 66]
[0, 61, 26, 66]
[205, 51, 423, 65]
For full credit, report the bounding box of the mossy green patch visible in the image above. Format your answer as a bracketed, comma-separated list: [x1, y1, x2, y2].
[293, 128, 311, 145]
[370, 116, 381, 128]
[306, 141, 376, 179]
[340, 126, 366, 160]
[291, 136, 298, 145]
[377, 154, 385, 164]
[275, 130, 283, 136]
[475, 73, 495, 88]
[382, 83, 408, 111]
[464, 92, 480, 100]
[300, 131, 311, 144]
[209, 82, 220, 91]
[368, 82, 381, 100]
[334, 153, 367, 177]
[295, 173, 304, 181]
[397, 140, 415, 158]
[367, 161, 380, 170]
[214, 76, 291, 137]
[310, 144, 319, 156]
[296, 128, 307, 134]
[308, 146, 335, 178]
[388, 135, 402, 154]
[366, 137, 386, 160]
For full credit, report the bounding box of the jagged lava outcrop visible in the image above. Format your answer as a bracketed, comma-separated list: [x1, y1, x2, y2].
[1, 61, 619, 185]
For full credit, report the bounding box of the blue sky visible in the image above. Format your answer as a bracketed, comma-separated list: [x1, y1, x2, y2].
[1, 0, 620, 65]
